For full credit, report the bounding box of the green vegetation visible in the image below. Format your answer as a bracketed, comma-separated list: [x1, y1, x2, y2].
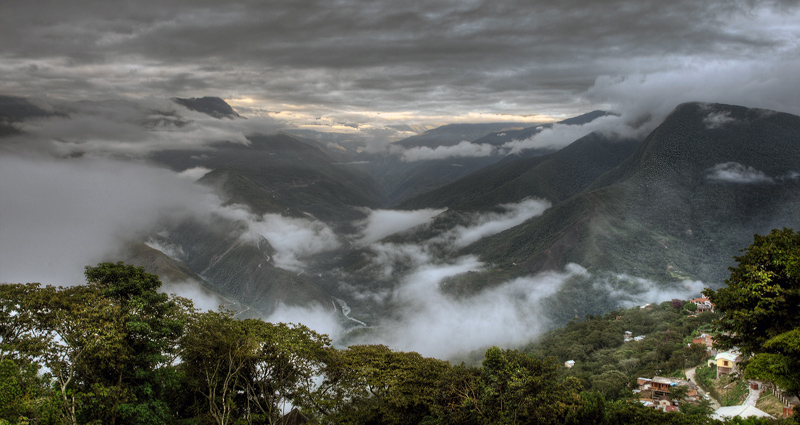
[4, 261, 784, 425]
[757, 393, 786, 418]
[526, 301, 716, 400]
[695, 366, 748, 407]
[7, 224, 800, 424]
[706, 228, 800, 398]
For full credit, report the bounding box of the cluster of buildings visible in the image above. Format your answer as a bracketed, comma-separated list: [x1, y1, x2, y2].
[566, 297, 800, 418]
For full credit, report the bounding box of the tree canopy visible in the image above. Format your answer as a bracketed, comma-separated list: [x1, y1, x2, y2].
[0, 261, 790, 424]
[706, 227, 800, 397]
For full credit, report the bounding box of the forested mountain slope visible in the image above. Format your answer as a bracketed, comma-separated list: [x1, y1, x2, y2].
[465, 103, 800, 284]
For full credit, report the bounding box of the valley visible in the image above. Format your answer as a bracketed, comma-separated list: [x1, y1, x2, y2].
[2, 96, 800, 359]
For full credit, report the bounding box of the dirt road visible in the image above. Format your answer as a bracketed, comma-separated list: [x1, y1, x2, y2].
[685, 367, 721, 410]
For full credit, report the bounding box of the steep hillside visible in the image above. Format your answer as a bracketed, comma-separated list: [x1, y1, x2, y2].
[400, 132, 640, 210]
[360, 111, 613, 205]
[150, 218, 336, 315]
[469, 103, 800, 284]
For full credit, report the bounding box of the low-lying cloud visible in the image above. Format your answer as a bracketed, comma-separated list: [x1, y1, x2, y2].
[3, 97, 286, 157]
[355, 207, 446, 245]
[440, 199, 551, 248]
[396, 114, 643, 161]
[707, 162, 774, 184]
[703, 110, 737, 129]
[0, 154, 217, 286]
[267, 303, 344, 342]
[594, 273, 707, 308]
[353, 262, 582, 358]
[400, 140, 498, 162]
[216, 206, 341, 272]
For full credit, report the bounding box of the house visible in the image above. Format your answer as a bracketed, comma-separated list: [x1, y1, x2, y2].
[690, 297, 714, 312]
[564, 360, 575, 368]
[651, 377, 673, 398]
[692, 333, 713, 348]
[636, 376, 699, 405]
[709, 349, 741, 377]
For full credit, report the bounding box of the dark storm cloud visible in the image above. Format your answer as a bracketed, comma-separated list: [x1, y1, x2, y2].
[1, 0, 799, 122]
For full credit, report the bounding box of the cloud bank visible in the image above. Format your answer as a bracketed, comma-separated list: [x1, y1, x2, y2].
[361, 261, 585, 358]
[0, 154, 217, 286]
[2, 1, 798, 133]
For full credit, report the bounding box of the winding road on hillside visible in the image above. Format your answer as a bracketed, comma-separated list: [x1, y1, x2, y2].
[685, 367, 721, 410]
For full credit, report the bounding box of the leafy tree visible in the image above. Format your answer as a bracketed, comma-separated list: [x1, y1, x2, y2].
[443, 347, 583, 425]
[706, 228, 800, 396]
[180, 310, 251, 425]
[26, 283, 126, 425]
[590, 369, 629, 400]
[239, 320, 332, 424]
[0, 283, 51, 363]
[82, 262, 192, 425]
[0, 263, 192, 424]
[326, 345, 451, 425]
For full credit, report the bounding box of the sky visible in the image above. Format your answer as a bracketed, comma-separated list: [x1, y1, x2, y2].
[2, 0, 800, 132]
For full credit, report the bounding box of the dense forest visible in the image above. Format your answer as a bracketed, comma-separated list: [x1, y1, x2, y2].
[3, 228, 800, 424]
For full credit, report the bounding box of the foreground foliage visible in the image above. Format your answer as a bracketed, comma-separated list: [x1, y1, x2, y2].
[1, 259, 798, 424]
[706, 228, 800, 398]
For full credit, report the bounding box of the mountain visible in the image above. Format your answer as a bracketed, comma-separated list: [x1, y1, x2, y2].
[459, 103, 800, 284]
[354, 111, 614, 205]
[158, 219, 334, 314]
[470, 110, 612, 147]
[145, 132, 390, 315]
[172, 96, 242, 119]
[393, 122, 529, 149]
[0, 95, 51, 121]
[399, 131, 640, 210]
[152, 133, 387, 222]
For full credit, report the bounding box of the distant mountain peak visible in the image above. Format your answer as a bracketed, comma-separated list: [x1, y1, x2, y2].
[172, 96, 241, 119]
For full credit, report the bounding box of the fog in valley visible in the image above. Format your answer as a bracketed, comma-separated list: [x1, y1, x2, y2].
[0, 98, 723, 359]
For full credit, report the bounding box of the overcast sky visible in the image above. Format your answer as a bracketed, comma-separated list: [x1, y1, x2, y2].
[2, 0, 800, 129]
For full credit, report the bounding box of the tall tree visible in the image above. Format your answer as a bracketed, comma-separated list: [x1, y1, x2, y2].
[240, 320, 332, 424]
[706, 227, 800, 396]
[181, 310, 251, 425]
[82, 262, 191, 424]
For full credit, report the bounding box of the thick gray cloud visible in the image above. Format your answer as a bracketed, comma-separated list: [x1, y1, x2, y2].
[1, 0, 798, 126]
[0, 154, 218, 286]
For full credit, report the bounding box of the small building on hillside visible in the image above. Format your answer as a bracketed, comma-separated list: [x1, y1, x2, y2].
[692, 333, 714, 349]
[564, 360, 575, 368]
[636, 376, 698, 402]
[690, 297, 714, 312]
[708, 349, 741, 377]
[691, 333, 715, 356]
